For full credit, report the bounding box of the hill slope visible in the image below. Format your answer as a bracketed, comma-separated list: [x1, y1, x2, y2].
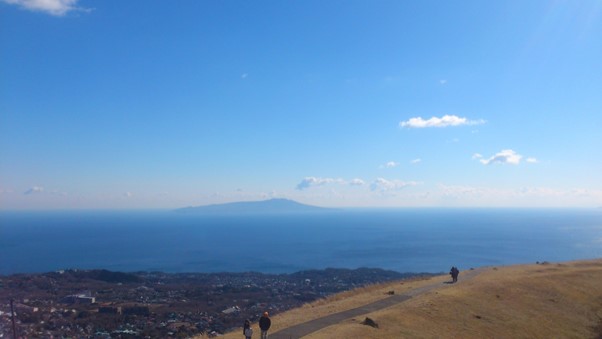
[212, 259, 602, 339]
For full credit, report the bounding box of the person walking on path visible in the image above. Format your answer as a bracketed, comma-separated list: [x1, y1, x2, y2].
[450, 266, 460, 283]
[243, 319, 253, 339]
[259, 311, 272, 339]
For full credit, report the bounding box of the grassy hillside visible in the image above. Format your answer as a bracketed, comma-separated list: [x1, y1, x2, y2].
[209, 259, 602, 338]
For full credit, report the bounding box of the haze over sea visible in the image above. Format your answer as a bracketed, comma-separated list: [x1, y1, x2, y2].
[1, 209, 601, 276]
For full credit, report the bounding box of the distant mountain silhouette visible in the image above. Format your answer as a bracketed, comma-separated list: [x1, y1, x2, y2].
[175, 198, 333, 214]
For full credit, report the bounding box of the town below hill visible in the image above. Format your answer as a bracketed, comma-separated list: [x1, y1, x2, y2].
[0, 268, 431, 338]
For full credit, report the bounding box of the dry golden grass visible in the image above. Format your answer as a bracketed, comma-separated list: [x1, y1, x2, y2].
[203, 275, 440, 339]
[199, 259, 602, 339]
[306, 259, 602, 339]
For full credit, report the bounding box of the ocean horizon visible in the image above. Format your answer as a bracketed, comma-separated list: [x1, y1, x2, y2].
[1, 208, 601, 276]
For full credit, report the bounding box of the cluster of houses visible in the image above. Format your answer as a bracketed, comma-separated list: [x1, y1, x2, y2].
[1, 268, 412, 337]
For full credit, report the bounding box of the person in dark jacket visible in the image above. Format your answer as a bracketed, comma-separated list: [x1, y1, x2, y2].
[259, 311, 271, 339]
[450, 266, 460, 283]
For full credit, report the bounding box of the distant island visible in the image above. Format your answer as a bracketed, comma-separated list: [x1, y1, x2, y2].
[175, 198, 335, 214]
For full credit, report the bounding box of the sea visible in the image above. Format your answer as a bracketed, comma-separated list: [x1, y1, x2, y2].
[1, 208, 601, 276]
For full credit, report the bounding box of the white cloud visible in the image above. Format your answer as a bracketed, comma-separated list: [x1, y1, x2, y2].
[479, 149, 522, 165]
[2, 0, 90, 16]
[400, 115, 485, 128]
[526, 157, 539, 163]
[370, 178, 418, 192]
[349, 178, 365, 186]
[24, 186, 44, 195]
[297, 176, 367, 190]
[472, 153, 483, 159]
[296, 177, 344, 190]
[380, 161, 399, 169]
[410, 158, 422, 164]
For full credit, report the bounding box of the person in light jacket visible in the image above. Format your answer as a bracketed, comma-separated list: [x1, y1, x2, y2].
[243, 319, 253, 339]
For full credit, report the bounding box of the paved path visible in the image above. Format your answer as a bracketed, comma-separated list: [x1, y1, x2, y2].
[269, 269, 482, 339]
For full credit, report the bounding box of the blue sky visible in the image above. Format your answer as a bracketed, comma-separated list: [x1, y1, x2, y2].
[1, 0, 601, 209]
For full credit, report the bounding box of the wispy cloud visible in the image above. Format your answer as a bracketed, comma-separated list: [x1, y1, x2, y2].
[1, 0, 91, 16]
[296, 177, 343, 190]
[526, 157, 539, 163]
[440, 185, 602, 203]
[24, 186, 44, 195]
[440, 184, 485, 198]
[296, 177, 367, 190]
[370, 178, 418, 192]
[400, 115, 485, 128]
[410, 158, 422, 164]
[478, 149, 523, 165]
[349, 178, 365, 186]
[380, 161, 399, 169]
